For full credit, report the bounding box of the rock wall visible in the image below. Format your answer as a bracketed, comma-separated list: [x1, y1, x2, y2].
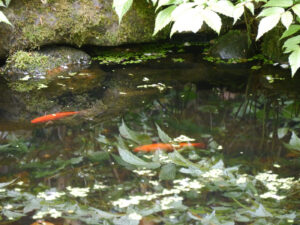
[0, 0, 166, 59]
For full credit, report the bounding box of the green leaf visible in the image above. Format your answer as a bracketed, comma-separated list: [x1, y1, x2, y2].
[0, 11, 11, 25]
[283, 35, 300, 53]
[159, 163, 176, 180]
[277, 128, 289, 139]
[293, 4, 300, 18]
[0, 1, 5, 7]
[281, 11, 293, 29]
[263, 0, 293, 8]
[202, 9, 222, 34]
[280, 25, 300, 39]
[113, 0, 133, 23]
[288, 46, 300, 76]
[257, 7, 284, 17]
[156, 123, 172, 143]
[256, 14, 281, 40]
[156, 0, 180, 11]
[118, 146, 161, 169]
[154, 5, 176, 35]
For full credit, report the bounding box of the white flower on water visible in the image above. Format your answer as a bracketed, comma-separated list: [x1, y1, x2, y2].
[160, 196, 183, 210]
[128, 212, 142, 221]
[260, 191, 285, 200]
[173, 135, 195, 142]
[202, 168, 224, 179]
[112, 198, 140, 208]
[49, 208, 62, 218]
[67, 186, 90, 197]
[37, 190, 65, 201]
[133, 169, 156, 176]
[4, 204, 13, 209]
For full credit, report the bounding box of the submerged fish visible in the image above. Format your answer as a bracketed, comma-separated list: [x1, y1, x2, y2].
[133, 142, 206, 152]
[31, 111, 80, 124]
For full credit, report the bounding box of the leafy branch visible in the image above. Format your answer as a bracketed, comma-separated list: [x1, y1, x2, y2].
[113, 0, 300, 77]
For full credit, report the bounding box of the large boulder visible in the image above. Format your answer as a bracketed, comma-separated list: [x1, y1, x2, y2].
[0, 0, 166, 59]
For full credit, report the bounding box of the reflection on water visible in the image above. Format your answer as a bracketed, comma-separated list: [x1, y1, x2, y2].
[0, 44, 299, 225]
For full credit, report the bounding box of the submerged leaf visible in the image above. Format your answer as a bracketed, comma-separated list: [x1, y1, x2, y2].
[118, 146, 160, 169]
[159, 163, 176, 180]
[156, 123, 172, 143]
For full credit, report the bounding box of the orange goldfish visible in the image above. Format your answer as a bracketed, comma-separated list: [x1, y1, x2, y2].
[133, 142, 206, 152]
[31, 111, 79, 124]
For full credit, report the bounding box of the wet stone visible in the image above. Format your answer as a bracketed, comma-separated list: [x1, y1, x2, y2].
[1, 46, 91, 82]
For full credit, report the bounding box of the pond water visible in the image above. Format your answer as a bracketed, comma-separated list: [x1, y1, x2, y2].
[0, 42, 299, 225]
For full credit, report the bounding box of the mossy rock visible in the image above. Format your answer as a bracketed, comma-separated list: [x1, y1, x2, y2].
[208, 30, 253, 60]
[0, 0, 167, 59]
[1, 46, 91, 81]
[261, 27, 288, 63]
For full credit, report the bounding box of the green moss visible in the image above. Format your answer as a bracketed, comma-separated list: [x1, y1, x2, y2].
[7, 51, 50, 71]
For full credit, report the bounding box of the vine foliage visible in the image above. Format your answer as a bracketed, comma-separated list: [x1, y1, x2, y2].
[113, 0, 300, 77]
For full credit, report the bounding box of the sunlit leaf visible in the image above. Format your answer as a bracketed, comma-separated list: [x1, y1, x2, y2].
[156, 123, 172, 143]
[281, 11, 293, 29]
[159, 163, 176, 180]
[256, 14, 281, 40]
[292, 4, 300, 18]
[202, 9, 222, 34]
[209, 0, 234, 18]
[156, 0, 180, 11]
[257, 7, 284, 17]
[233, 5, 244, 24]
[154, 5, 176, 35]
[113, 0, 133, 23]
[263, 0, 293, 8]
[283, 35, 300, 53]
[288, 46, 300, 76]
[277, 128, 289, 139]
[280, 25, 300, 40]
[245, 2, 255, 15]
[2, 210, 25, 219]
[118, 146, 161, 169]
[170, 6, 203, 36]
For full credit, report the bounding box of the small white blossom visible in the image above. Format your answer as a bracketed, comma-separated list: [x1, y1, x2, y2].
[128, 212, 142, 221]
[173, 135, 195, 142]
[37, 190, 65, 201]
[67, 186, 90, 197]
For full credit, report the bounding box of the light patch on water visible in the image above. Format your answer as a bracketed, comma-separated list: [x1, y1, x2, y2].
[33, 208, 62, 219]
[142, 77, 149, 82]
[67, 186, 90, 197]
[137, 83, 170, 92]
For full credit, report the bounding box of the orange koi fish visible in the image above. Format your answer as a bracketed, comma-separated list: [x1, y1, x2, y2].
[133, 142, 206, 152]
[31, 111, 80, 124]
